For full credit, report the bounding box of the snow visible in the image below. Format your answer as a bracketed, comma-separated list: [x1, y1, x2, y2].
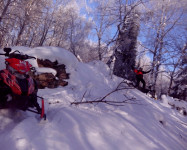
[0, 46, 187, 150]
[35, 67, 57, 76]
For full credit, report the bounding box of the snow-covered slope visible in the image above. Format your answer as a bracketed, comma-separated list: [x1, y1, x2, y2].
[0, 47, 186, 150]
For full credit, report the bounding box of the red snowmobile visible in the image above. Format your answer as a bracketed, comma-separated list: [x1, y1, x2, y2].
[0, 48, 46, 120]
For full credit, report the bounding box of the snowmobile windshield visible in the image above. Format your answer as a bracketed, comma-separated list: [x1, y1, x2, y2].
[5, 58, 32, 74]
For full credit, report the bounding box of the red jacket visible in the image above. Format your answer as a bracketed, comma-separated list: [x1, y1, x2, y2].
[134, 69, 143, 75]
[133, 69, 151, 79]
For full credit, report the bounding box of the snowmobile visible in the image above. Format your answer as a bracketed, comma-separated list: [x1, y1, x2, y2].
[0, 48, 46, 120]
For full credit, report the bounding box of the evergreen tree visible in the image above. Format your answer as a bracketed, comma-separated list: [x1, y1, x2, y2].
[170, 44, 187, 101]
[171, 67, 187, 101]
[113, 9, 140, 80]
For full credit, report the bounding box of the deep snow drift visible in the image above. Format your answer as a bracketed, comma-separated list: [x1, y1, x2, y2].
[0, 46, 186, 150]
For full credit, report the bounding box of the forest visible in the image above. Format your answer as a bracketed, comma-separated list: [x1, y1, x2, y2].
[0, 0, 186, 100]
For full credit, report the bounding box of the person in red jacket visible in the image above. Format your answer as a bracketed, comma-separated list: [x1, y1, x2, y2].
[132, 66, 151, 89]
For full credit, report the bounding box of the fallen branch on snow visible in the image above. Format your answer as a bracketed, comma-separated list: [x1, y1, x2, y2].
[71, 80, 139, 106]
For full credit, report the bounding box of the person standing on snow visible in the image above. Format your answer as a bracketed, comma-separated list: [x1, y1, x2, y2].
[131, 66, 151, 89]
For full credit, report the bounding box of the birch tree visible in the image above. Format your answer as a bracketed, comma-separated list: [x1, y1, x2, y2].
[92, 0, 117, 60]
[140, 0, 187, 92]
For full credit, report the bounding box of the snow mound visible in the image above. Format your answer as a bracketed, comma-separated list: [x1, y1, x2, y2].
[0, 46, 187, 150]
[26, 46, 79, 69]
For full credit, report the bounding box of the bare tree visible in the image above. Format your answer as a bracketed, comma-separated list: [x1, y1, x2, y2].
[0, 0, 13, 23]
[0, 0, 17, 47]
[168, 40, 187, 100]
[91, 0, 143, 79]
[93, 1, 117, 60]
[65, 8, 92, 57]
[140, 0, 187, 93]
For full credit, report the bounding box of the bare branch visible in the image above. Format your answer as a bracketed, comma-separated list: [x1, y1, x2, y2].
[71, 80, 138, 106]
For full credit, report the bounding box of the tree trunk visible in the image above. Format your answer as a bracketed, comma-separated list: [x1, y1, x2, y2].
[15, 22, 26, 45]
[152, 3, 166, 91]
[0, 0, 11, 23]
[28, 32, 36, 47]
[98, 37, 102, 60]
[38, 30, 48, 46]
[113, 10, 139, 80]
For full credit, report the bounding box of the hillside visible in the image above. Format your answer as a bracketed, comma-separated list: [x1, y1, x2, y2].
[0, 46, 186, 150]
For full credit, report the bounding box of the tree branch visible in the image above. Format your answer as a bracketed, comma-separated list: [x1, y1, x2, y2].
[71, 80, 137, 106]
